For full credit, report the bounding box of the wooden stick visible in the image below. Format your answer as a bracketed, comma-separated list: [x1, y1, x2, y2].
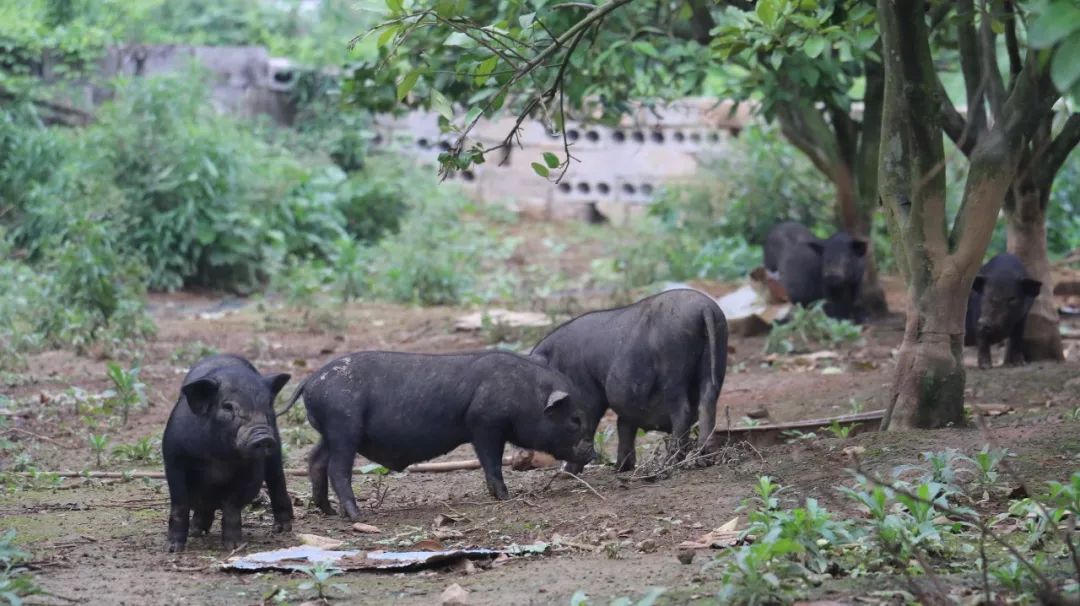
[12, 457, 513, 480]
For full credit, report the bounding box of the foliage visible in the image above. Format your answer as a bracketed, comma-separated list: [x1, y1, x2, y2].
[1047, 147, 1080, 258]
[1027, 0, 1080, 101]
[0, 529, 39, 606]
[87, 434, 109, 468]
[104, 361, 145, 426]
[764, 302, 862, 354]
[297, 562, 346, 601]
[111, 435, 159, 464]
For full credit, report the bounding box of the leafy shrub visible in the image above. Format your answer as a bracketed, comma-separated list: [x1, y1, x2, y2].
[1047, 147, 1080, 258]
[764, 302, 862, 354]
[90, 72, 281, 291]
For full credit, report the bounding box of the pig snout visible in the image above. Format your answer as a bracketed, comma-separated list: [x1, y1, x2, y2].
[571, 441, 597, 465]
[237, 424, 277, 457]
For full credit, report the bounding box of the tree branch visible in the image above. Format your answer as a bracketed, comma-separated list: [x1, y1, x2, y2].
[1039, 113, 1080, 183]
[1003, 1, 1022, 87]
[956, 0, 989, 142]
[977, 1, 1006, 119]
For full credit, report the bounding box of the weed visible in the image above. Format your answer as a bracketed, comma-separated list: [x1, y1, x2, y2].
[764, 302, 862, 354]
[170, 341, 219, 366]
[826, 420, 852, 439]
[296, 562, 345, 601]
[88, 434, 110, 468]
[105, 361, 145, 426]
[112, 436, 160, 464]
[592, 425, 616, 467]
[0, 529, 39, 604]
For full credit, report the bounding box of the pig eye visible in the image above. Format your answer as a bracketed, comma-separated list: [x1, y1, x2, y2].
[220, 402, 237, 416]
[570, 416, 582, 428]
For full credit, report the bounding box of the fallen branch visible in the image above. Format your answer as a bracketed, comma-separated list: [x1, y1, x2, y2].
[11, 456, 517, 480]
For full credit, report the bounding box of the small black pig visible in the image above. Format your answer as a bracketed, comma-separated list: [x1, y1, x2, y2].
[763, 222, 867, 323]
[530, 288, 728, 473]
[764, 221, 824, 307]
[964, 253, 1042, 369]
[819, 230, 868, 323]
[162, 354, 292, 552]
[285, 350, 596, 520]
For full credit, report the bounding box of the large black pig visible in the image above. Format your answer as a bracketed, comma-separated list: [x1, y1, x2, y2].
[529, 288, 728, 473]
[763, 222, 867, 322]
[162, 354, 293, 553]
[964, 253, 1042, 369]
[286, 350, 596, 520]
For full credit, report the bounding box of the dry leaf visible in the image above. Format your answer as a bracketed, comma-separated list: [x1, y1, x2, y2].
[296, 533, 344, 549]
[677, 517, 744, 550]
[351, 523, 381, 534]
[413, 538, 446, 552]
[434, 529, 464, 540]
[966, 403, 1013, 416]
[433, 514, 460, 528]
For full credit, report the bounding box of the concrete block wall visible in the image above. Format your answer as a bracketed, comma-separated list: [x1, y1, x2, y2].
[372, 99, 753, 222]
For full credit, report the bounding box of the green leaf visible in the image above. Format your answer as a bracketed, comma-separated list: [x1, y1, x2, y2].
[804, 35, 826, 58]
[632, 41, 660, 58]
[430, 89, 453, 121]
[474, 56, 498, 86]
[396, 69, 421, 101]
[530, 162, 550, 178]
[359, 463, 389, 475]
[385, 0, 403, 16]
[756, 0, 778, 27]
[464, 105, 483, 125]
[570, 590, 589, 606]
[855, 28, 878, 50]
[1051, 32, 1080, 95]
[1028, 1, 1080, 48]
[376, 24, 400, 48]
[542, 152, 560, 169]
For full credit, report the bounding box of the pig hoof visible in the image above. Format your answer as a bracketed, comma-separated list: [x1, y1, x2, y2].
[189, 528, 207, 537]
[168, 541, 186, 553]
[273, 520, 292, 533]
[490, 487, 510, 501]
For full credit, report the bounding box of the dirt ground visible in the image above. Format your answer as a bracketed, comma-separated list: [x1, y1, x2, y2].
[3, 226, 1080, 606]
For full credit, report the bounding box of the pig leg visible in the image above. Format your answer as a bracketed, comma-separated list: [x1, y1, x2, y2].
[165, 458, 191, 553]
[327, 446, 361, 520]
[666, 390, 695, 464]
[976, 335, 993, 369]
[1004, 323, 1027, 366]
[614, 417, 638, 473]
[264, 449, 293, 533]
[220, 501, 243, 550]
[308, 438, 335, 515]
[190, 508, 214, 536]
[472, 433, 509, 500]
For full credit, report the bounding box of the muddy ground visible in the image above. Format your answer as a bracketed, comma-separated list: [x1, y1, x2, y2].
[2, 224, 1079, 606]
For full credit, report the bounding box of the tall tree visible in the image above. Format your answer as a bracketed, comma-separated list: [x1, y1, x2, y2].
[933, 0, 1080, 363]
[876, 0, 1066, 429]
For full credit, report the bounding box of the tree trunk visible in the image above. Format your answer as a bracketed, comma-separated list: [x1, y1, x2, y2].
[854, 54, 888, 319]
[883, 282, 968, 429]
[1005, 186, 1064, 361]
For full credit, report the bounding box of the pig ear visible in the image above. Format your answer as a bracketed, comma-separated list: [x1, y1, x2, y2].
[544, 390, 569, 414]
[971, 275, 986, 293]
[807, 241, 824, 255]
[181, 377, 219, 416]
[1019, 278, 1042, 298]
[265, 373, 291, 397]
[850, 239, 868, 257]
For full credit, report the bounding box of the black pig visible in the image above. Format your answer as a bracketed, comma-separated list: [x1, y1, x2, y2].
[819, 230, 868, 323]
[764, 222, 825, 307]
[529, 288, 728, 473]
[763, 222, 867, 323]
[964, 253, 1042, 369]
[285, 350, 596, 520]
[162, 354, 292, 552]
